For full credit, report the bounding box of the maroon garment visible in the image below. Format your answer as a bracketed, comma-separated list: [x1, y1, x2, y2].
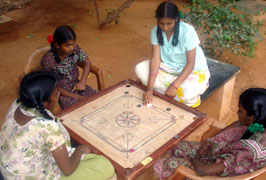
[154, 126, 266, 179]
[41, 45, 96, 109]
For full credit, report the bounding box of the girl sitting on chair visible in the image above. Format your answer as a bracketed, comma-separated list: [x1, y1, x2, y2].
[0, 71, 115, 180]
[41, 25, 96, 109]
[154, 88, 266, 179]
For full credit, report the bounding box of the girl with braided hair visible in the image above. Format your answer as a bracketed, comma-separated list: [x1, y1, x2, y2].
[41, 25, 96, 110]
[154, 88, 266, 179]
[0, 71, 115, 180]
[135, 1, 210, 107]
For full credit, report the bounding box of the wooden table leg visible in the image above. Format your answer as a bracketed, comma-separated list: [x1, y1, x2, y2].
[197, 76, 236, 121]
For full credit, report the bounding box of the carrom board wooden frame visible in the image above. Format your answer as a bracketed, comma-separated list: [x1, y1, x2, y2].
[57, 79, 207, 180]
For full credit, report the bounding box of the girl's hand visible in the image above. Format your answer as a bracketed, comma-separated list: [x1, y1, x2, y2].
[77, 144, 91, 154]
[144, 89, 153, 105]
[75, 94, 86, 101]
[74, 81, 86, 91]
[197, 141, 212, 157]
[190, 157, 225, 176]
[165, 85, 177, 98]
[190, 157, 206, 176]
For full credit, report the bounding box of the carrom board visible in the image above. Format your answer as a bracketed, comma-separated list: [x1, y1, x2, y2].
[58, 79, 207, 180]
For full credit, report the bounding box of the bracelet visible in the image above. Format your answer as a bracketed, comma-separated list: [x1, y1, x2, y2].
[77, 148, 84, 154]
[171, 83, 178, 89]
[150, 73, 157, 77]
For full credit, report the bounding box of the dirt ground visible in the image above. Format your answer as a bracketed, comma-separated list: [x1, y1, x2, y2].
[1, 0, 266, 127]
[1, 0, 266, 179]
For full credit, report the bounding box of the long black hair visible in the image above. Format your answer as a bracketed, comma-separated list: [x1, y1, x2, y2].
[155, 1, 180, 46]
[240, 88, 266, 139]
[18, 71, 57, 120]
[51, 25, 76, 63]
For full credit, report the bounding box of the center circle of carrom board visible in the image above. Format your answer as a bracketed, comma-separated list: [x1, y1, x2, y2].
[116, 113, 140, 128]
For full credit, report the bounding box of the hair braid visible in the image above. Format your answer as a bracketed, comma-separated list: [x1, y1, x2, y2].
[241, 115, 262, 139]
[35, 101, 53, 120]
[241, 108, 262, 139]
[172, 16, 180, 46]
[51, 42, 61, 63]
[157, 26, 164, 46]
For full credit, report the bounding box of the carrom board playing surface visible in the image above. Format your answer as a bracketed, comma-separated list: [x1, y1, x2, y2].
[58, 79, 207, 180]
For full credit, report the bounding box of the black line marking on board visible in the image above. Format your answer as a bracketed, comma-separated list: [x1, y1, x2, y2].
[76, 93, 181, 158]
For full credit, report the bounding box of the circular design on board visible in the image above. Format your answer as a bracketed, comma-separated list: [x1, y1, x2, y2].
[122, 133, 133, 140]
[97, 117, 108, 124]
[116, 112, 140, 128]
[149, 117, 159, 123]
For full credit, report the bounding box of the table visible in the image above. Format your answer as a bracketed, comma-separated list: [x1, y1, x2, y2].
[58, 79, 207, 180]
[198, 57, 240, 121]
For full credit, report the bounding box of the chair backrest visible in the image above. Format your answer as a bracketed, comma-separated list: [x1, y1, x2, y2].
[24, 46, 105, 91]
[24, 46, 50, 74]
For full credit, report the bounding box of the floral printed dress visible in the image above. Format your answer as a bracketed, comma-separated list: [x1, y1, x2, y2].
[0, 101, 73, 180]
[154, 126, 266, 179]
[41, 45, 96, 109]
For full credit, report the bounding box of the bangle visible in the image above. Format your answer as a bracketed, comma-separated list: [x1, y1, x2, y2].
[77, 148, 84, 154]
[171, 83, 178, 89]
[150, 73, 157, 77]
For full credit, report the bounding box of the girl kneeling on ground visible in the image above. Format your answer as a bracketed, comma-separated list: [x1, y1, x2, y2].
[135, 1, 210, 107]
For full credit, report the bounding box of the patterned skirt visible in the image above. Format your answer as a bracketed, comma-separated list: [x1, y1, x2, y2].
[135, 60, 210, 107]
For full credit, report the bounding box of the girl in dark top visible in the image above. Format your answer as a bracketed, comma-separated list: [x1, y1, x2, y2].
[41, 25, 96, 109]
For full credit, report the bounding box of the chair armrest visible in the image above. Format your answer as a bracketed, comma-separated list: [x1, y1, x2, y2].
[90, 64, 105, 90]
[176, 165, 266, 180]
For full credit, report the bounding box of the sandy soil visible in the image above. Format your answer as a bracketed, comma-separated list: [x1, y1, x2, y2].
[1, 0, 266, 179]
[0, 0, 266, 128]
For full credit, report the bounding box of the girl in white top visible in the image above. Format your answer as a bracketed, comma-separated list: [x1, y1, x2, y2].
[0, 71, 115, 180]
[135, 1, 210, 107]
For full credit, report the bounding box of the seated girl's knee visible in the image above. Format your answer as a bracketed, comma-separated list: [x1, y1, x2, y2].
[135, 60, 150, 76]
[95, 156, 115, 179]
[135, 60, 150, 85]
[134, 62, 142, 77]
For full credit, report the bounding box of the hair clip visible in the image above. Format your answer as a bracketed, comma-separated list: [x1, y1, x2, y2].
[248, 123, 265, 133]
[47, 35, 54, 44]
